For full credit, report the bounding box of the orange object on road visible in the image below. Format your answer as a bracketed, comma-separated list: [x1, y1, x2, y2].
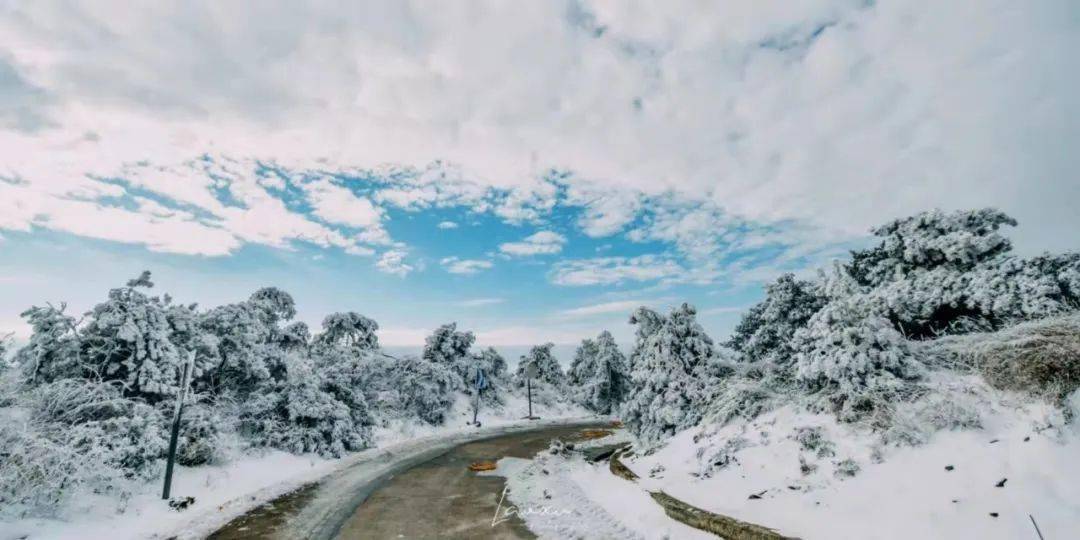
[468, 461, 498, 472]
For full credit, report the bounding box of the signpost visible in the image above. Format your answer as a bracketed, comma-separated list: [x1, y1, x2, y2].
[471, 367, 487, 426]
[524, 362, 539, 420]
[162, 350, 196, 500]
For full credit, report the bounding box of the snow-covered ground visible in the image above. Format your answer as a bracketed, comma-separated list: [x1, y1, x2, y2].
[0, 393, 592, 540]
[494, 390, 1080, 539]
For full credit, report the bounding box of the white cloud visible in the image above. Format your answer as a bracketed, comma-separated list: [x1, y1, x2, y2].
[565, 183, 641, 238]
[376, 249, 414, 277]
[499, 231, 567, 256]
[0, 0, 1076, 261]
[550, 255, 684, 286]
[440, 256, 493, 275]
[437, 221, 459, 229]
[560, 299, 656, 318]
[459, 297, 504, 307]
[303, 177, 383, 230]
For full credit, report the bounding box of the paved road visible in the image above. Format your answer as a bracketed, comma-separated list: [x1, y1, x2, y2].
[208, 422, 606, 540]
[338, 424, 597, 539]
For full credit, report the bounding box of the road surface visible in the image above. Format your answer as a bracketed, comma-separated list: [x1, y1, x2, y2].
[208, 422, 607, 539]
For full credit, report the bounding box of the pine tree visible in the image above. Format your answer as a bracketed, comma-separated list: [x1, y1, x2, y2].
[316, 312, 379, 350]
[78, 272, 186, 401]
[622, 303, 715, 445]
[727, 273, 825, 367]
[422, 322, 475, 383]
[571, 331, 629, 414]
[568, 338, 599, 387]
[515, 343, 564, 387]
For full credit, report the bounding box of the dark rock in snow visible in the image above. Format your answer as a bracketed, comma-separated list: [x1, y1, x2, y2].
[989, 512, 999, 518]
[169, 496, 195, 511]
[748, 490, 767, 500]
[945, 465, 955, 471]
[995, 478, 1007, 488]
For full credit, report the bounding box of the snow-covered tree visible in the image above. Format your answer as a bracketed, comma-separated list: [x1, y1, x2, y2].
[570, 331, 629, 414]
[15, 304, 81, 385]
[422, 322, 475, 383]
[622, 303, 716, 445]
[280, 321, 311, 351]
[315, 311, 379, 351]
[199, 300, 277, 395]
[568, 338, 598, 387]
[77, 273, 187, 401]
[842, 209, 1080, 339]
[791, 267, 923, 422]
[848, 208, 1017, 287]
[515, 343, 564, 387]
[727, 274, 826, 369]
[474, 346, 508, 380]
[386, 355, 458, 425]
[241, 354, 374, 458]
[627, 306, 664, 372]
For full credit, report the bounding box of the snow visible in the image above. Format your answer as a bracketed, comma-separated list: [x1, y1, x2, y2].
[486, 392, 1080, 540]
[616, 399, 1080, 539]
[1, 451, 338, 540]
[486, 452, 711, 539]
[0, 394, 594, 540]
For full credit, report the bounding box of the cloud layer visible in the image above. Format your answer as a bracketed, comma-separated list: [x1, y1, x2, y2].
[1, 0, 1077, 281]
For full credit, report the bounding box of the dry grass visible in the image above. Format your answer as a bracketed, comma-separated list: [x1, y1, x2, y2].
[937, 314, 1080, 402]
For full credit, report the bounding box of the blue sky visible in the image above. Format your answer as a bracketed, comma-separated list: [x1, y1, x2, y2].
[0, 159, 826, 346]
[1, 1, 1077, 348]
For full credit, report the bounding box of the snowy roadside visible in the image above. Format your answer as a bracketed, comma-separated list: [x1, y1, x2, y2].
[1, 394, 595, 540]
[621, 399, 1080, 539]
[490, 392, 1080, 540]
[483, 430, 714, 540]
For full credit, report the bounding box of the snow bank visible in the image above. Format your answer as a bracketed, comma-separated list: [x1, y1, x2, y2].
[0, 395, 593, 540]
[618, 395, 1080, 539]
[486, 448, 711, 539]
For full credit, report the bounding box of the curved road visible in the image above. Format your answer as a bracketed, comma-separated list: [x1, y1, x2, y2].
[208, 422, 607, 540]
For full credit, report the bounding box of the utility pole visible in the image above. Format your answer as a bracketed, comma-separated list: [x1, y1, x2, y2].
[163, 350, 196, 500]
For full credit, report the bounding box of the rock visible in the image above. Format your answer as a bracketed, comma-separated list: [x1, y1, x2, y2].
[995, 478, 1007, 488]
[169, 496, 196, 511]
[945, 465, 955, 471]
[990, 512, 999, 518]
[748, 490, 767, 500]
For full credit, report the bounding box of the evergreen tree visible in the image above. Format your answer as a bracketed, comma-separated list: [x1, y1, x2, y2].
[515, 343, 564, 387]
[16, 304, 81, 385]
[567, 338, 599, 387]
[316, 311, 379, 350]
[422, 322, 475, 383]
[727, 274, 826, 368]
[571, 331, 629, 414]
[78, 272, 186, 401]
[622, 303, 715, 445]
